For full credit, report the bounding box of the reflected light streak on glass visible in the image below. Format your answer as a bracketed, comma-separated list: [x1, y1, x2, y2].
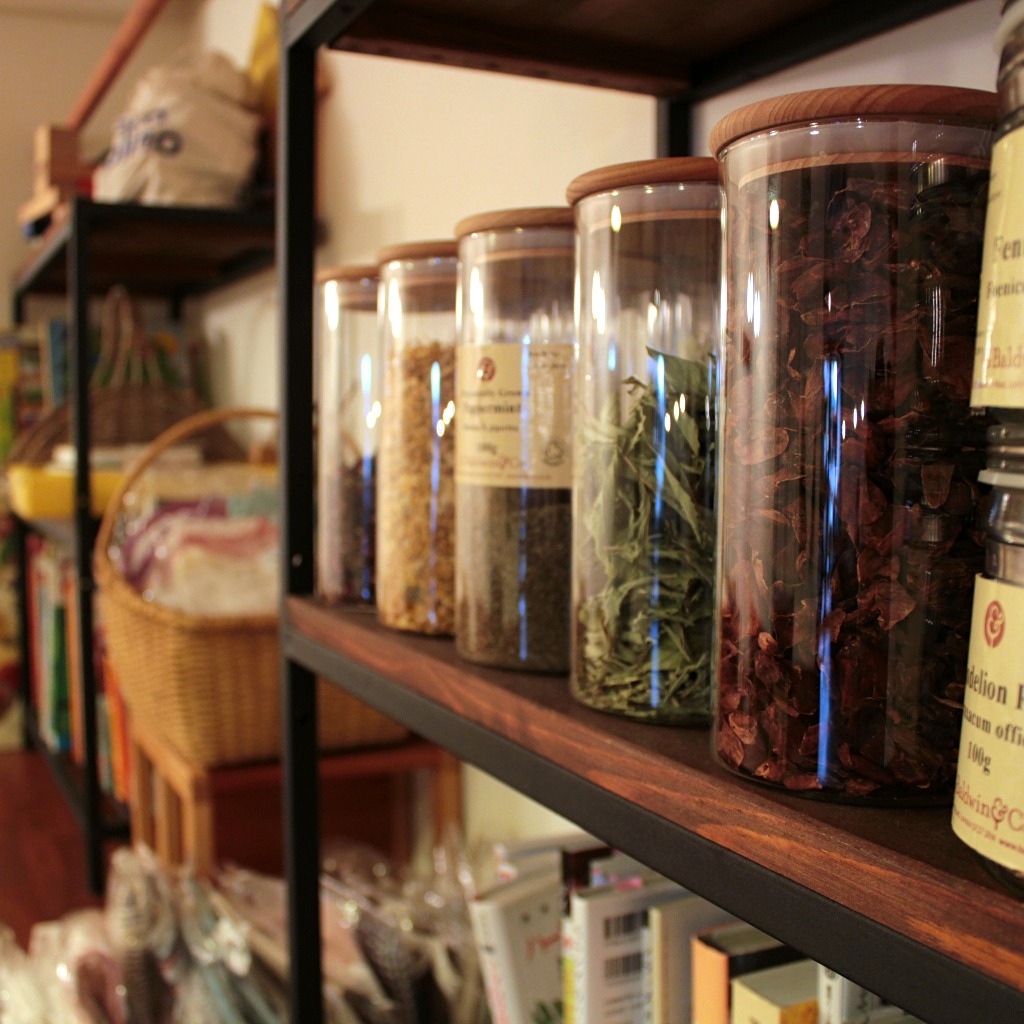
[649, 352, 668, 707]
[428, 360, 442, 628]
[324, 280, 340, 332]
[817, 355, 843, 784]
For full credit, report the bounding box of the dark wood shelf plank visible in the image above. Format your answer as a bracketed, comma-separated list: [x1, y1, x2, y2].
[287, 0, 972, 98]
[285, 598, 1024, 1024]
[14, 199, 275, 302]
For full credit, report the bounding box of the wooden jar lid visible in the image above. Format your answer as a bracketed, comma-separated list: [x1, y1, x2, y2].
[315, 262, 378, 284]
[566, 157, 719, 205]
[454, 206, 575, 239]
[709, 84, 998, 157]
[376, 239, 458, 266]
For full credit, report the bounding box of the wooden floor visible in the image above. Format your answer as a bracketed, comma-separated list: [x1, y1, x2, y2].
[0, 748, 112, 949]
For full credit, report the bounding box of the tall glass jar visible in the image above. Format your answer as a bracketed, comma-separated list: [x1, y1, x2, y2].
[315, 264, 381, 605]
[953, 425, 1024, 895]
[376, 241, 458, 635]
[711, 85, 996, 801]
[974, 0, 1024, 417]
[454, 207, 576, 672]
[568, 158, 721, 723]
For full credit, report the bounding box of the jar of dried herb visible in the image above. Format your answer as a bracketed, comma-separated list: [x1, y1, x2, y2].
[316, 264, 381, 606]
[953, 425, 1024, 894]
[974, 0, 1024, 417]
[711, 85, 997, 801]
[453, 207, 576, 672]
[567, 158, 721, 723]
[376, 240, 458, 635]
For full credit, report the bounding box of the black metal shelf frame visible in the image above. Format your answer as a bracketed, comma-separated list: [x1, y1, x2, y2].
[12, 197, 275, 894]
[278, 3, 1003, 1023]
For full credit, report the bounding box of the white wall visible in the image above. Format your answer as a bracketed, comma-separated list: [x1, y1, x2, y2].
[0, 0, 1006, 864]
[0, 0, 197, 308]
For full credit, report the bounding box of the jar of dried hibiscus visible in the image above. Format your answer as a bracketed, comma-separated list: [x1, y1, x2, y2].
[710, 85, 997, 801]
[376, 240, 458, 635]
[567, 158, 721, 723]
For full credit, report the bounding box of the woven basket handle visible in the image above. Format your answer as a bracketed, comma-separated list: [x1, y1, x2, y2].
[94, 405, 278, 564]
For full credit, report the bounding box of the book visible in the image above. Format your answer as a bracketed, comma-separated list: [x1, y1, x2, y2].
[560, 841, 613, 1024]
[570, 875, 686, 1024]
[817, 966, 886, 1024]
[646, 894, 735, 1024]
[493, 829, 600, 883]
[469, 869, 563, 1024]
[692, 921, 806, 1024]
[729, 959, 817, 1024]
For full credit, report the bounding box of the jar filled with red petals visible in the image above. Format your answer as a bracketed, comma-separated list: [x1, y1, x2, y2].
[710, 85, 997, 801]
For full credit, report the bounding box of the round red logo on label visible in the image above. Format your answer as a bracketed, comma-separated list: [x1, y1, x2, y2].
[477, 357, 496, 382]
[985, 600, 1006, 648]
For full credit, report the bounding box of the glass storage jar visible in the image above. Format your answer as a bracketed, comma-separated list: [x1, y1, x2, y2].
[953, 425, 1024, 895]
[974, 0, 1024, 416]
[710, 85, 997, 801]
[315, 264, 381, 605]
[567, 157, 721, 723]
[376, 240, 458, 635]
[453, 207, 576, 672]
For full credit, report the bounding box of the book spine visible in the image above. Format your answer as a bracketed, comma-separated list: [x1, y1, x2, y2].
[470, 899, 515, 1024]
[818, 967, 884, 1024]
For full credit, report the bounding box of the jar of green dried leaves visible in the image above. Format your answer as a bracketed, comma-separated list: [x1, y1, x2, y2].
[711, 85, 996, 802]
[376, 240, 458, 635]
[453, 207, 576, 672]
[315, 264, 380, 606]
[567, 158, 722, 723]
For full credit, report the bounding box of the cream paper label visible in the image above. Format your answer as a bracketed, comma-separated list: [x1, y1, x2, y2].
[952, 575, 1024, 872]
[455, 342, 573, 489]
[974, 127, 1024, 410]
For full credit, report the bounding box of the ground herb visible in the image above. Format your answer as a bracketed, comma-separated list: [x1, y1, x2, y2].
[717, 161, 989, 799]
[457, 486, 571, 672]
[337, 454, 376, 603]
[574, 347, 715, 722]
[377, 340, 455, 634]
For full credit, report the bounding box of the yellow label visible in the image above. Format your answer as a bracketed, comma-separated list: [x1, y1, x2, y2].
[974, 127, 1024, 409]
[952, 575, 1024, 872]
[455, 342, 573, 488]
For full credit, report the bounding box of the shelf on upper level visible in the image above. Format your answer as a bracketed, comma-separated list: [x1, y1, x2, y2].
[14, 198, 276, 304]
[284, 597, 1024, 1024]
[286, 0, 974, 99]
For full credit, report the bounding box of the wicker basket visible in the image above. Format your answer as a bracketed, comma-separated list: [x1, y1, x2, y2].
[93, 406, 407, 767]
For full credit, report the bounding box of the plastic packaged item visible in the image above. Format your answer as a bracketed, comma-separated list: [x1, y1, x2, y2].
[567, 157, 721, 722]
[710, 85, 997, 800]
[952, 424, 1024, 895]
[315, 264, 381, 606]
[974, 0, 1024, 417]
[453, 207, 575, 672]
[376, 241, 459, 635]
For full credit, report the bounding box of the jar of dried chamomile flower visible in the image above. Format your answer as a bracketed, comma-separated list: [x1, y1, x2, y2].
[711, 85, 997, 802]
[376, 240, 458, 635]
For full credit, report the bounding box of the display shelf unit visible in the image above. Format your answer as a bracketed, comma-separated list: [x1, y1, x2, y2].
[278, 3, 1015, 1024]
[11, 196, 276, 893]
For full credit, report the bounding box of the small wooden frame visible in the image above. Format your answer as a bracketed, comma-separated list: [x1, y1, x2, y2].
[129, 716, 463, 876]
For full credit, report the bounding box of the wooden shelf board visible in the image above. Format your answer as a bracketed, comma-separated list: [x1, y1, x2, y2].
[289, 0, 973, 99]
[285, 597, 1024, 1022]
[14, 199, 275, 301]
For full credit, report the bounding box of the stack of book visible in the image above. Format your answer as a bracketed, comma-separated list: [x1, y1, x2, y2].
[468, 831, 925, 1024]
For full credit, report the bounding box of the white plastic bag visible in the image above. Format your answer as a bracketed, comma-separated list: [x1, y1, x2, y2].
[94, 50, 261, 207]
